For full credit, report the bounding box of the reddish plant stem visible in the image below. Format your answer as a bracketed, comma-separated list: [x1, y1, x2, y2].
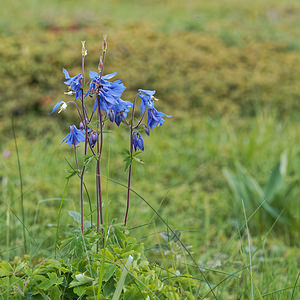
[67, 101, 84, 122]
[95, 46, 106, 247]
[80, 54, 87, 234]
[124, 93, 139, 226]
[133, 110, 146, 130]
[73, 145, 79, 169]
[96, 97, 104, 233]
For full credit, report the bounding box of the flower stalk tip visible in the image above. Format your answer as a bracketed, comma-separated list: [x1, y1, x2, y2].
[81, 41, 87, 57]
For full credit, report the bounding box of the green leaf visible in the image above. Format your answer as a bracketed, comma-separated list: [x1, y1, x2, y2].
[160, 230, 181, 243]
[103, 278, 115, 297]
[49, 285, 62, 300]
[124, 157, 133, 171]
[38, 275, 56, 290]
[113, 226, 126, 248]
[69, 273, 94, 287]
[66, 168, 80, 179]
[123, 286, 144, 300]
[263, 155, 287, 204]
[14, 261, 27, 273]
[132, 156, 144, 165]
[103, 263, 117, 282]
[84, 154, 95, 167]
[73, 285, 87, 296]
[47, 272, 58, 283]
[0, 262, 13, 276]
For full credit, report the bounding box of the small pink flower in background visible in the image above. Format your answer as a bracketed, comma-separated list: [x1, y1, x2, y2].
[2, 149, 10, 159]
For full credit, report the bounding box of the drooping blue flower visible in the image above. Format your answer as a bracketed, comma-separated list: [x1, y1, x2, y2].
[61, 125, 85, 147]
[87, 71, 126, 114]
[111, 98, 133, 126]
[138, 89, 156, 114]
[132, 132, 144, 152]
[63, 68, 83, 100]
[147, 108, 171, 130]
[51, 101, 67, 114]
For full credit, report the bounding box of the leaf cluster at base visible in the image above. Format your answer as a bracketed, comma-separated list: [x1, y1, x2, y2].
[0, 227, 199, 299]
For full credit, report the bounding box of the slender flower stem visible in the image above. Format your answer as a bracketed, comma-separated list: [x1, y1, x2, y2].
[80, 53, 87, 234]
[124, 93, 139, 226]
[133, 109, 146, 130]
[96, 97, 104, 233]
[95, 45, 106, 247]
[67, 101, 84, 122]
[73, 145, 79, 169]
[89, 109, 95, 123]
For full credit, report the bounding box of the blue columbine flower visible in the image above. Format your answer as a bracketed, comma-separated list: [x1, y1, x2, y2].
[87, 71, 126, 114]
[111, 98, 133, 126]
[61, 125, 85, 147]
[51, 100, 67, 114]
[138, 89, 156, 114]
[147, 108, 171, 130]
[132, 132, 144, 152]
[63, 68, 83, 100]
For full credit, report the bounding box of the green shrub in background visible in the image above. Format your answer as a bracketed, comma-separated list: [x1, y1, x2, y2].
[1, 24, 300, 134]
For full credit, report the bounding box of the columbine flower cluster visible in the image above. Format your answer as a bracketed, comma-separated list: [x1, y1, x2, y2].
[51, 39, 170, 237]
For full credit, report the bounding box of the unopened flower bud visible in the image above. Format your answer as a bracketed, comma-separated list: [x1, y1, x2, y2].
[102, 36, 107, 51]
[79, 118, 89, 130]
[98, 57, 104, 72]
[115, 111, 123, 126]
[79, 121, 84, 130]
[133, 132, 144, 152]
[109, 109, 115, 123]
[89, 131, 98, 148]
[144, 125, 150, 136]
[81, 41, 87, 57]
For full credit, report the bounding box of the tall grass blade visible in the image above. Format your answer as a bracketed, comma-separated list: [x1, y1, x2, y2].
[241, 198, 254, 300]
[11, 118, 27, 254]
[112, 255, 133, 300]
[55, 179, 69, 257]
[291, 272, 300, 300]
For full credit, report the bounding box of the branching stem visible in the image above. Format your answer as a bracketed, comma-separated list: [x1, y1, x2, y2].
[124, 93, 140, 226]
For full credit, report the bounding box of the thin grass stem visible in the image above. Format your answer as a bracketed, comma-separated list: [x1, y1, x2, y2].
[11, 118, 27, 254]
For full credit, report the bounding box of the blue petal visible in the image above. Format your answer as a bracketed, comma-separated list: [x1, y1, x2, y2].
[60, 134, 69, 145]
[139, 89, 156, 96]
[113, 79, 122, 84]
[62, 68, 70, 79]
[102, 72, 117, 80]
[140, 100, 146, 114]
[93, 98, 99, 113]
[51, 101, 65, 114]
[89, 71, 99, 79]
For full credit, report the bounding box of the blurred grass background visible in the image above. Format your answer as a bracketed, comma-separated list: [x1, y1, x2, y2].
[0, 0, 300, 298]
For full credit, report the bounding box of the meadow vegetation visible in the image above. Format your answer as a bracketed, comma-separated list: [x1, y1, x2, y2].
[0, 0, 299, 299]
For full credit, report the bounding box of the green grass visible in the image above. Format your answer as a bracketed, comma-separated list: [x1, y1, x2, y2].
[1, 114, 299, 298]
[0, 0, 300, 298]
